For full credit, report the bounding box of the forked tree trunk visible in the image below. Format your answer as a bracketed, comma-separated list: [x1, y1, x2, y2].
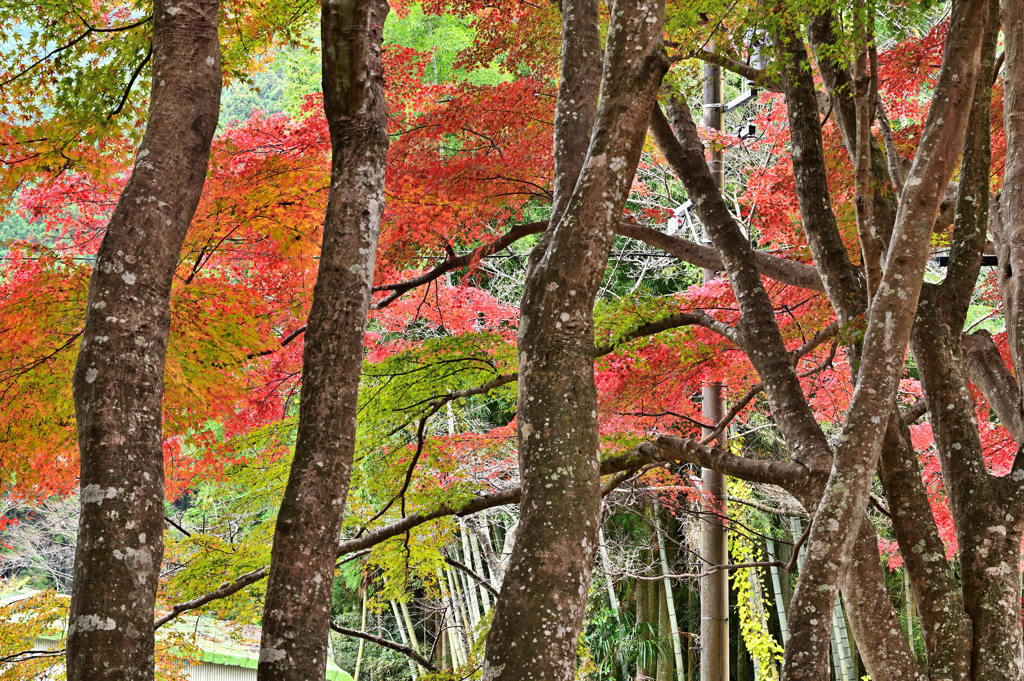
[256, 0, 388, 677]
[479, 0, 668, 678]
[779, 1, 988, 675]
[67, 2, 221, 680]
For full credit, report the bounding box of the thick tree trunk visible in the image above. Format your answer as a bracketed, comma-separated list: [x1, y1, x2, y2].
[256, 0, 388, 678]
[66, 3, 221, 680]
[479, 0, 668, 677]
[838, 519, 927, 681]
[999, 0, 1024, 379]
[878, 413, 972, 680]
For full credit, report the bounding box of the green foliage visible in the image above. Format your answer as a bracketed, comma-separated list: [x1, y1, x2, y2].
[385, 5, 505, 86]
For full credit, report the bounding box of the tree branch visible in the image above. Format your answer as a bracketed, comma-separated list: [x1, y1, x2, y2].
[616, 222, 825, 293]
[963, 330, 1023, 443]
[444, 554, 499, 598]
[651, 98, 834, 473]
[686, 49, 783, 93]
[371, 221, 546, 309]
[154, 566, 269, 629]
[594, 310, 738, 353]
[651, 437, 808, 489]
[107, 45, 152, 119]
[330, 622, 439, 671]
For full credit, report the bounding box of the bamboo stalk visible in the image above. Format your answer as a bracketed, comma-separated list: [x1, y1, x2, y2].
[834, 597, 854, 681]
[399, 597, 424, 676]
[469, 527, 492, 613]
[598, 527, 621, 622]
[445, 565, 473, 651]
[353, 589, 368, 681]
[653, 497, 686, 681]
[748, 565, 777, 679]
[459, 519, 482, 624]
[390, 600, 419, 680]
[436, 567, 466, 667]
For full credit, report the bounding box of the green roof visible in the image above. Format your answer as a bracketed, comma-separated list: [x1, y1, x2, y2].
[0, 587, 48, 607]
[1, 588, 351, 681]
[165, 616, 352, 681]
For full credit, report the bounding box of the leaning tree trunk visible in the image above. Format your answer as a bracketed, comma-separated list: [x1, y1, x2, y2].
[779, 1, 988, 676]
[479, 0, 668, 678]
[66, 2, 221, 680]
[256, 0, 388, 678]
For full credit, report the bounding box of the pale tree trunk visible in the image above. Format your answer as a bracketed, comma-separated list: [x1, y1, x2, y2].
[67, 2, 221, 680]
[256, 0, 388, 677]
[480, 0, 669, 677]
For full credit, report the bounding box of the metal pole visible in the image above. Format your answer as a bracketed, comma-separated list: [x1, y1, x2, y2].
[700, 48, 729, 681]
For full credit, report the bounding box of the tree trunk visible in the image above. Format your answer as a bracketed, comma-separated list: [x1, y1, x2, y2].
[780, 1, 989, 674]
[658, 580, 673, 681]
[67, 2, 221, 680]
[999, 0, 1024, 378]
[637, 572, 655, 681]
[479, 0, 668, 677]
[256, 0, 388, 677]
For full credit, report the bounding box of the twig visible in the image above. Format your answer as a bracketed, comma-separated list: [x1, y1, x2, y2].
[246, 324, 307, 359]
[612, 560, 787, 581]
[787, 522, 811, 572]
[700, 322, 839, 443]
[869, 495, 892, 519]
[107, 45, 152, 118]
[726, 495, 805, 518]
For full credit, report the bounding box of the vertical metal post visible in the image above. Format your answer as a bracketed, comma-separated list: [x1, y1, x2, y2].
[700, 49, 729, 681]
[765, 539, 790, 645]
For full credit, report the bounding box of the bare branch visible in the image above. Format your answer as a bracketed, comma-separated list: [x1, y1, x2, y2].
[154, 567, 269, 629]
[617, 222, 825, 293]
[371, 221, 546, 309]
[594, 310, 739, 353]
[685, 49, 783, 93]
[444, 554, 499, 598]
[652, 437, 808, 489]
[330, 622, 439, 671]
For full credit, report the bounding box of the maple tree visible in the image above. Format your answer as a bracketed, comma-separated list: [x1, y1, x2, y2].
[1, 0, 1024, 680]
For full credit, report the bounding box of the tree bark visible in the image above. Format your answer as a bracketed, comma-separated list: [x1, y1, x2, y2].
[479, 0, 669, 677]
[780, 1, 988, 675]
[999, 0, 1024, 381]
[878, 412, 971, 681]
[774, 26, 867, 326]
[67, 2, 221, 680]
[256, 0, 388, 678]
[807, 11, 899, 257]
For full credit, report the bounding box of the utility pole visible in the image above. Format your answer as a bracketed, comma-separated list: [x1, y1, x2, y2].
[700, 52, 730, 681]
